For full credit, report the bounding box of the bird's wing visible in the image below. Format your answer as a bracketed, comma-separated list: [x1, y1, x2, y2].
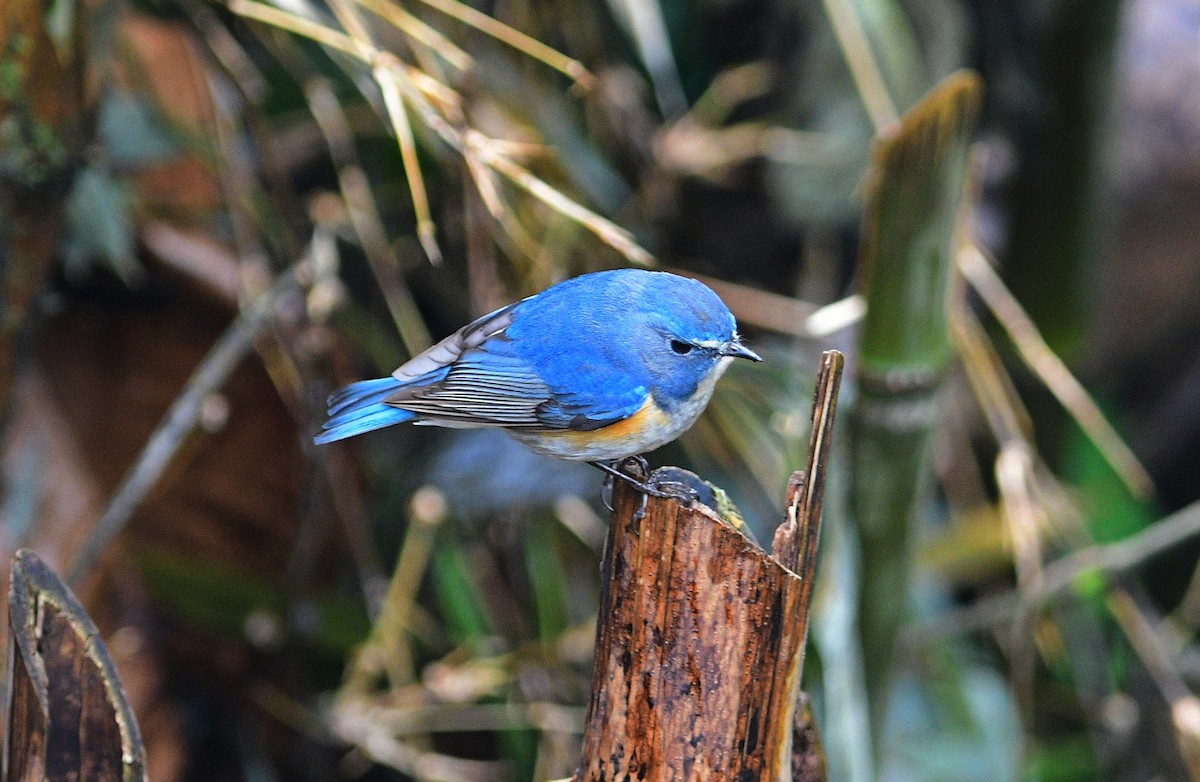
[385, 304, 646, 431]
[390, 300, 522, 384]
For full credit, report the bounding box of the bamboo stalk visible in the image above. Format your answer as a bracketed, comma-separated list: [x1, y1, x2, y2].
[849, 71, 982, 747]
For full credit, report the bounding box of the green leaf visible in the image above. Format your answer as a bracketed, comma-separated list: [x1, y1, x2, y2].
[1023, 735, 1099, 782]
[524, 518, 570, 642]
[431, 543, 493, 644]
[1061, 413, 1155, 544]
[61, 165, 144, 285]
[99, 88, 181, 167]
[43, 0, 76, 56]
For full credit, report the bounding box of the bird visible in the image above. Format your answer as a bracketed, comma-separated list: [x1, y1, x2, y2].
[315, 268, 761, 492]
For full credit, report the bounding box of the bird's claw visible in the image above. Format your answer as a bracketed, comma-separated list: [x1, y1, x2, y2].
[589, 457, 698, 516]
[645, 479, 700, 505]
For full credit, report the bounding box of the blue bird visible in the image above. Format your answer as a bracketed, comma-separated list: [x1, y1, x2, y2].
[315, 269, 760, 487]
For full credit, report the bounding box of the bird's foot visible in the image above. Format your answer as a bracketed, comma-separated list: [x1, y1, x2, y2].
[589, 457, 699, 517]
[646, 477, 700, 505]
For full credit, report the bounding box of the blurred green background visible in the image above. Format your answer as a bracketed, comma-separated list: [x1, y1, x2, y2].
[2, 0, 1199, 779]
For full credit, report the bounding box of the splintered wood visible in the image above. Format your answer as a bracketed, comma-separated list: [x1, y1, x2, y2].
[5, 550, 146, 782]
[574, 351, 843, 782]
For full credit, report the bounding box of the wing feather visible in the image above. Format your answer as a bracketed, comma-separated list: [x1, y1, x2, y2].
[382, 297, 646, 432]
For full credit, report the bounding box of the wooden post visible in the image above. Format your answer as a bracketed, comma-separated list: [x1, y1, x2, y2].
[574, 352, 842, 781]
[4, 550, 146, 782]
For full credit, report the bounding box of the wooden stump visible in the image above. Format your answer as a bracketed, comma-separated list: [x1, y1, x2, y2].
[573, 351, 842, 782]
[4, 550, 145, 782]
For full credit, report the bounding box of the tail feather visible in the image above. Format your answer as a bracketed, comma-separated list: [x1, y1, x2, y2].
[328, 377, 402, 416]
[315, 377, 415, 444]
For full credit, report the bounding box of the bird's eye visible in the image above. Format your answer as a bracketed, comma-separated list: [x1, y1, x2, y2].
[670, 340, 694, 355]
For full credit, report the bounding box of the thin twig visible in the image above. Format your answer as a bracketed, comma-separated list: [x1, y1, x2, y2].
[67, 263, 307, 585]
[958, 243, 1154, 500]
[920, 499, 1200, 638]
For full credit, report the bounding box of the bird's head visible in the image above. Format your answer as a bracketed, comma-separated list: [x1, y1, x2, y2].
[632, 273, 761, 406]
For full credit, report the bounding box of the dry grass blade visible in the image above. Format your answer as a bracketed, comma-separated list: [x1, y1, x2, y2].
[228, 0, 652, 267]
[947, 270, 1190, 731]
[949, 294, 1034, 445]
[687, 63, 774, 126]
[373, 59, 443, 264]
[958, 243, 1154, 500]
[1105, 591, 1200, 780]
[675, 269, 818, 337]
[357, 0, 471, 71]
[229, 0, 367, 59]
[995, 442, 1045, 715]
[327, 0, 373, 43]
[818, 0, 898, 131]
[324, 0, 446, 264]
[464, 130, 656, 266]
[464, 153, 544, 263]
[306, 77, 433, 355]
[412, 0, 596, 91]
[610, 0, 687, 116]
[399, 72, 648, 265]
[806, 294, 866, 338]
[345, 487, 447, 693]
[188, 3, 270, 101]
[330, 703, 508, 782]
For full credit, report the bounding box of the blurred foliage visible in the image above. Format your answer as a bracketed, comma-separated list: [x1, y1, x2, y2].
[1, 0, 1199, 780]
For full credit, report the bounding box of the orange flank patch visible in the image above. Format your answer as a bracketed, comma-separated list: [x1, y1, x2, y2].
[513, 393, 687, 460]
[549, 396, 672, 448]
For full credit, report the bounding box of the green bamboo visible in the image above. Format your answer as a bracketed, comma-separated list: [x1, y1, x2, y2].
[1001, 0, 1122, 358]
[850, 70, 982, 750]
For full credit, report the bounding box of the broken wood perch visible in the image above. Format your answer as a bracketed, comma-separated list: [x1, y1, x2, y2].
[574, 351, 843, 781]
[4, 550, 146, 782]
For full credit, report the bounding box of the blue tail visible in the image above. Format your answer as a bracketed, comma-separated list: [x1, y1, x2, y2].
[314, 377, 416, 444]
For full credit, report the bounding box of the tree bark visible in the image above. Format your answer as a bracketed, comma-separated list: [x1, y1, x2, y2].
[4, 550, 145, 782]
[573, 351, 841, 781]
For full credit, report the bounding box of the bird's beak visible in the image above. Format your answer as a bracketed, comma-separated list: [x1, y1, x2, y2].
[720, 337, 762, 362]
